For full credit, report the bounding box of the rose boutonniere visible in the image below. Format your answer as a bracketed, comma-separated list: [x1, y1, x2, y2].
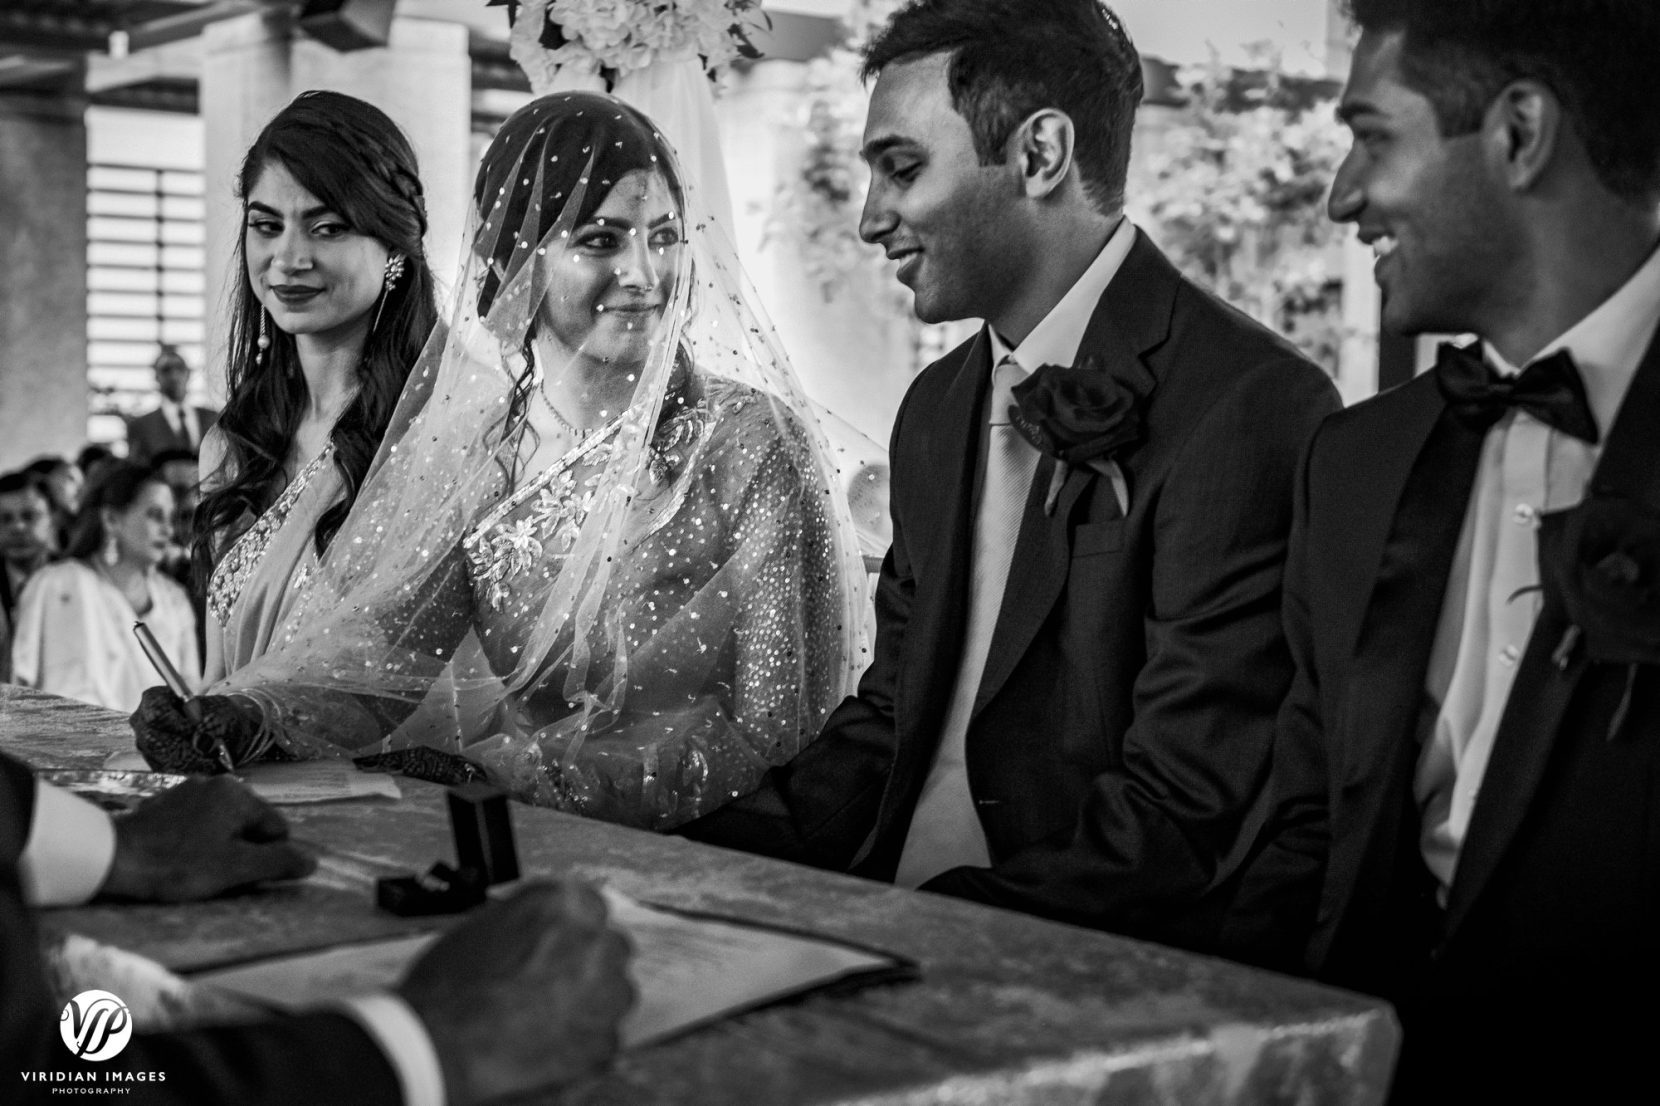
[1539, 494, 1660, 740]
[1008, 358, 1144, 514]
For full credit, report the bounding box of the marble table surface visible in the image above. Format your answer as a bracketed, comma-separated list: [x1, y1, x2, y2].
[4, 686, 1398, 1105]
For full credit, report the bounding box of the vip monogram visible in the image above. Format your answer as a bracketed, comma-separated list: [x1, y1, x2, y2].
[58, 989, 132, 1061]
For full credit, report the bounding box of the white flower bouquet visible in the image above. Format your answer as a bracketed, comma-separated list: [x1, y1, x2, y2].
[492, 0, 767, 91]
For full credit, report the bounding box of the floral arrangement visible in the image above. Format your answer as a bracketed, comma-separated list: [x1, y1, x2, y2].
[490, 0, 767, 90]
[765, 53, 881, 301]
[1128, 44, 1349, 373]
[765, 3, 910, 308]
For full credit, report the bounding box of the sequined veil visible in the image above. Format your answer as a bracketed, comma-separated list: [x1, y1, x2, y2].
[215, 93, 871, 830]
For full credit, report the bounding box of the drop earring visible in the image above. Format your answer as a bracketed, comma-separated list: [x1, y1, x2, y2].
[373, 254, 407, 333]
[256, 308, 271, 366]
[102, 531, 119, 568]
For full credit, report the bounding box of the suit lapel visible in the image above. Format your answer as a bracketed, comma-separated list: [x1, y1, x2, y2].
[972, 233, 1168, 716]
[1445, 329, 1660, 935]
[1329, 384, 1488, 928]
[895, 331, 991, 759]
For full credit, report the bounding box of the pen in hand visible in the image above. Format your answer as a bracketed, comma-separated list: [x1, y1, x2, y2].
[133, 620, 235, 773]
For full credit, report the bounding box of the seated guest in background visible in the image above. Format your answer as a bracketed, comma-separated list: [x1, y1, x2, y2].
[149, 447, 208, 660]
[76, 442, 119, 490]
[148, 447, 203, 582]
[11, 463, 199, 711]
[684, 0, 1337, 956]
[123, 344, 218, 468]
[133, 93, 867, 833]
[1223, 1, 1660, 1098]
[22, 454, 82, 551]
[2, 749, 634, 1105]
[0, 470, 57, 682]
[149, 447, 201, 511]
[192, 90, 440, 685]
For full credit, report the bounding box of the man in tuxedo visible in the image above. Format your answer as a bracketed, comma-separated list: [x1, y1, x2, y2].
[125, 346, 217, 468]
[686, 0, 1338, 952]
[1223, 0, 1660, 1095]
[2, 750, 633, 1104]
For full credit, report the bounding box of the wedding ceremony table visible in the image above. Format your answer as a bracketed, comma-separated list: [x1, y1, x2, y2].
[4, 686, 1399, 1104]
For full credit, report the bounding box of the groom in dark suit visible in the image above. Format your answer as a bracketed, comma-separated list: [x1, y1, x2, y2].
[1223, 0, 1660, 1097]
[686, 0, 1338, 952]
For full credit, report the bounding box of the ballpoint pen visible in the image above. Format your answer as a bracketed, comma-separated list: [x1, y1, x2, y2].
[133, 620, 236, 773]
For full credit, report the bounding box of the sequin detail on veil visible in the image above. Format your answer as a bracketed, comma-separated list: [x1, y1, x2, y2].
[207, 447, 335, 627]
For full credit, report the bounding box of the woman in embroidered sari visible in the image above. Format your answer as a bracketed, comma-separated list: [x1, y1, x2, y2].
[135, 94, 868, 831]
[194, 91, 439, 683]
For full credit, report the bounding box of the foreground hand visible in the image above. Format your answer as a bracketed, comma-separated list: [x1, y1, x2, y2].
[131, 686, 263, 774]
[398, 880, 635, 1106]
[99, 776, 317, 902]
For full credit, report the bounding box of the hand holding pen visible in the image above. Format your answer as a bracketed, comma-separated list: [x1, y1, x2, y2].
[132, 620, 236, 773]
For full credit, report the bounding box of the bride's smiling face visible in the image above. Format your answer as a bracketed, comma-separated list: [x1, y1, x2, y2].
[538, 169, 683, 371]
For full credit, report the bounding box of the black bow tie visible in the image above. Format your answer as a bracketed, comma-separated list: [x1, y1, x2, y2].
[1434, 342, 1600, 444]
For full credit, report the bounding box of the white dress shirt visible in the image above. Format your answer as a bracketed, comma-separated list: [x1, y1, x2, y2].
[20, 781, 445, 1106]
[894, 218, 1139, 887]
[1416, 242, 1660, 894]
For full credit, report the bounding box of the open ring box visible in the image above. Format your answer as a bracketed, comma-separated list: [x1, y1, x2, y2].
[375, 783, 520, 916]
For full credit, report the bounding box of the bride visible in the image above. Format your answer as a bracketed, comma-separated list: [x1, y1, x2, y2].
[135, 93, 869, 831]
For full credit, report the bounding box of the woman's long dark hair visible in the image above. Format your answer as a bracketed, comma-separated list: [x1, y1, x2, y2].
[194, 90, 440, 587]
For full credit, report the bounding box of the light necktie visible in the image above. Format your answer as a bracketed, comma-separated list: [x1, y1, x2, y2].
[895, 355, 1040, 887]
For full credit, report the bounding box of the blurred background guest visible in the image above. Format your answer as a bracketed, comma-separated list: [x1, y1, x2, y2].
[148, 446, 206, 657]
[124, 343, 218, 467]
[149, 446, 202, 574]
[21, 454, 82, 551]
[75, 443, 119, 491]
[0, 470, 57, 682]
[10, 462, 199, 710]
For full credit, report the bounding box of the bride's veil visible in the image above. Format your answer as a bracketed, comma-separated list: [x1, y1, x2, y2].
[218, 93, 871, 828]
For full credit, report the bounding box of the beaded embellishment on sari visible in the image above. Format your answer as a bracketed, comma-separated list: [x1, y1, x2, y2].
[463, 399, 712, 611]
[207, 447, 335, 628]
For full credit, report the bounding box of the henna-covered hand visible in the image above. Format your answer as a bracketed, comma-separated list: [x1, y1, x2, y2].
[130, 687, 265, 774]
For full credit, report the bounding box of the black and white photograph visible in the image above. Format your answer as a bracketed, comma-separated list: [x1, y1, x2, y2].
[3, 1, 1655, 1102]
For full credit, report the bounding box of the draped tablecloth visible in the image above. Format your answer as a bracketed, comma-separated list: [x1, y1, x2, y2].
[4, 685, 1398, 1105]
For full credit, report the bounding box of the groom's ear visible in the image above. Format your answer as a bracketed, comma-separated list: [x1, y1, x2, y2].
[1012, 109, 1075, 201]
[1483, 78, 1562, 194]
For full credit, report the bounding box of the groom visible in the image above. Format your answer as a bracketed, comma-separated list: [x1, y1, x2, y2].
[687, 0, 1338, 952]
[1222, 0, 1660, 1097]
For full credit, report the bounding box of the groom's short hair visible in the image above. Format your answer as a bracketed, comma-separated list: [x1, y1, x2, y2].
[1346, 0, 1660, 205]
[861, 0, 1142, 216]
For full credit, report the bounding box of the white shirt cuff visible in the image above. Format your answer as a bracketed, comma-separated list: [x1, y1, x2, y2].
[19, 782, 117, 907]
[335, 992, 447, 1106]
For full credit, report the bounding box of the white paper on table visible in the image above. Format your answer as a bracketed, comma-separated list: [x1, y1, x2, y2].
[191, 887, 911, 1048]
[104, 750, 400, 804]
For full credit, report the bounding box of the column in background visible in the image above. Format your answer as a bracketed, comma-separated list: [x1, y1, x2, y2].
[0, 86, 90, 470]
